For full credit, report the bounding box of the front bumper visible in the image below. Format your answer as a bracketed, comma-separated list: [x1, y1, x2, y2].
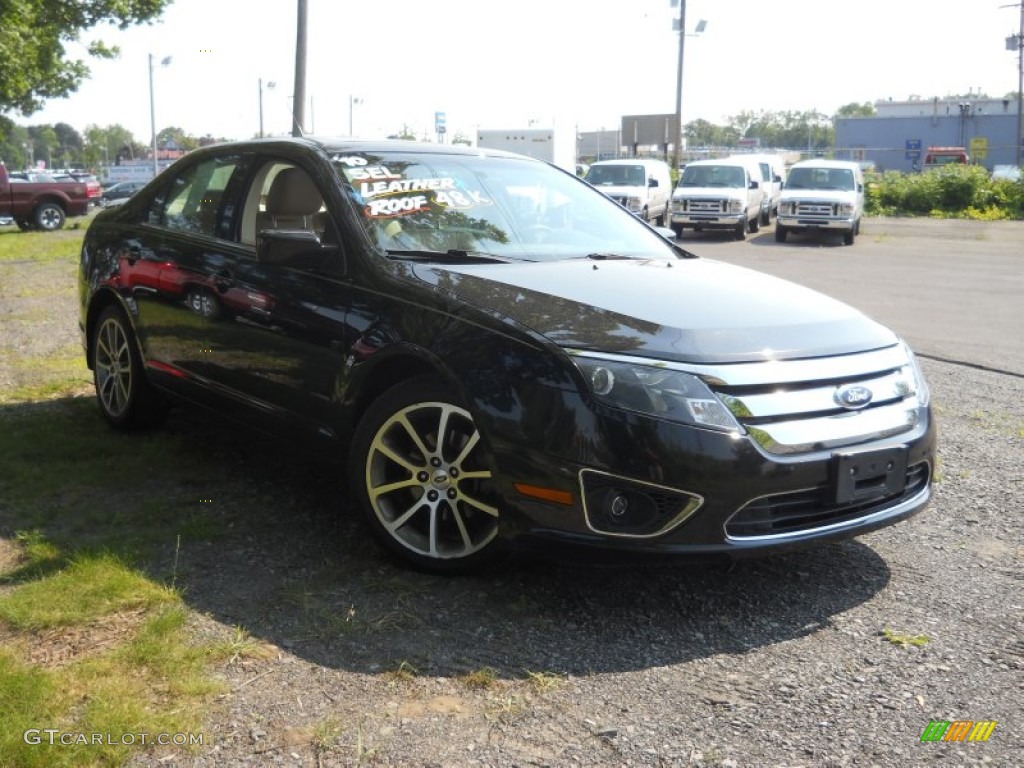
[491, 396, 936, 560]
[777, 215, 855, 231]
[671, 212, 745, 229]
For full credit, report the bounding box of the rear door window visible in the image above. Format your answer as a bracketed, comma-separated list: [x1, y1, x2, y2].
[149, 155, 243, 239]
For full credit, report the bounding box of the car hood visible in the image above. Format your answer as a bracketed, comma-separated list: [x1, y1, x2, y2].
[590, 183, 646, 198]
[409, 258, 897, 364]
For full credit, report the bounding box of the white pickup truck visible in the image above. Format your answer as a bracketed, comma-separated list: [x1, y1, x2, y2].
[775, 160, 864, 245]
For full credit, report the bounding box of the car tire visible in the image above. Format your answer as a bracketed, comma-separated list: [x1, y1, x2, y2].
[351, 375, 504, 574]
[775, 225, 787, 243]
[91, 306, 168, 430]
[759, 203, 770, 227]
[186, 287, 221, 320]
[654, 208, 666, 227]
[33, 202, 66, 231]
[671, 224, 684, 238]
[843, 227, 856, 246]
[749, 212, 759, 234]
[15, 218, 33, 231]
[734, 220, 747, 240]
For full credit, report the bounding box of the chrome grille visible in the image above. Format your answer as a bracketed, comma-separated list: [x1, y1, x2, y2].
[794, 200, 837, 216]
[673, 198, 724, 213]
[704, 346, 924, 454]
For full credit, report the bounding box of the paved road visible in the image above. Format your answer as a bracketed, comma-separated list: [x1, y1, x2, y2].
[678, 217, 1024, 377]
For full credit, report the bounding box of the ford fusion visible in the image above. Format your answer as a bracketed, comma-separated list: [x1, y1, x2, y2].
[78, 138, 935, 573]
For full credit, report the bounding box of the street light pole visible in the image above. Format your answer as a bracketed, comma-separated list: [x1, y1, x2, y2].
[149, 54, 171, 177]
[259, 78, 276, 138]
[673, 0, 687, 173]
[349, 95, 363, 135]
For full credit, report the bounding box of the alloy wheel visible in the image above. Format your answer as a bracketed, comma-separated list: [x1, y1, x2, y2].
[94, 315, 133, 419]
[364, 399, 499, 561]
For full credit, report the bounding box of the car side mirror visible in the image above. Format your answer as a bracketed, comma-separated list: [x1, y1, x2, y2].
[749, 180, 759, 189]
[648, 177, 659, 188]
[257, 229, 338, 269]
[773, 174, 782, 182]
[857, 183, 864, 192]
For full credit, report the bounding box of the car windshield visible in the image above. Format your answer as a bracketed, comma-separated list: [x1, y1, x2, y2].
[584, 164, 646, 186]
[678, 165, 745, 188]
[786, 167, 855, 191]
[333, 152, 677, 262]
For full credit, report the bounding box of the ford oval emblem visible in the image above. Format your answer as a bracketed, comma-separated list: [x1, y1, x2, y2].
[835, 385, 873, 410]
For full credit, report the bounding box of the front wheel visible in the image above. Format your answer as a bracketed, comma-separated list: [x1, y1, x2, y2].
[733, 220, 747, 240]
[91, 306, 167, 429]
[775, 225, 787, 243]
[351, 375, 503, 573]
[843, 227, 856, 246]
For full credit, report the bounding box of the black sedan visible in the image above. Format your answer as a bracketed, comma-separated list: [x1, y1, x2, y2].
[78, 137, 936, 573]
[100, 180, 147, 207]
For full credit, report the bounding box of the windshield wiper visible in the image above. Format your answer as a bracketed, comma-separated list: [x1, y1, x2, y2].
[584, 253, 638, 260]
[387, 248, 523, 264]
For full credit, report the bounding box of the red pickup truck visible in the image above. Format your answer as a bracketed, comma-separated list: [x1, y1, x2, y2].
[0, 163, 91, 231]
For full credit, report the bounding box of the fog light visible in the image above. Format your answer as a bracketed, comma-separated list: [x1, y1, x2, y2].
[610, 494, 629, 517]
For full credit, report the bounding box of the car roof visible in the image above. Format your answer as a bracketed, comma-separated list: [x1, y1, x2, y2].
[790, 159, 861, 171]
[684, 158, 756, 168]
[181, 136, 540, 163]
[589, 158, 667, 166]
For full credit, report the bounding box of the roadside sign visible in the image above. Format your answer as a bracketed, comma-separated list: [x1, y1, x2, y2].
[435, 111, 446, 135]
[905, 138, 922, 160]
[969, 136, 988, 160]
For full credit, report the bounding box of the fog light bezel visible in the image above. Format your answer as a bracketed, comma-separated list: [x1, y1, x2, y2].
[579, 468, 703, 539]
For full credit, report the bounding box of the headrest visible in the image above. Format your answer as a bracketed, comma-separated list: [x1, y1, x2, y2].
[266, 168, 323, 216]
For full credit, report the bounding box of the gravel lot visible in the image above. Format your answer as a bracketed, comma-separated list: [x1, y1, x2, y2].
[1, 219, 1020, 767]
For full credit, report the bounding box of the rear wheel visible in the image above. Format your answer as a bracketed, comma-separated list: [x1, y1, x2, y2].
[351, 375, 503, 573]
[15, 218, 32, 231]
[91, 306, 167, 429]
[34, 202, 66, 231]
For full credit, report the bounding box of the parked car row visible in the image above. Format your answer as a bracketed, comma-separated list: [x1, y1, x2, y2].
[670, 156, 865, 246]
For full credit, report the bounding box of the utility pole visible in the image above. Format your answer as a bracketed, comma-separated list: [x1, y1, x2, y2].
[673, 0, 687, 173]
[1017, 1, 1023, 167]
[292, 0, 307, 137]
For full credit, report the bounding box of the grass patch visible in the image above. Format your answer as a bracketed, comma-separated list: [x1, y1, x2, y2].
[881, 628, 930, 647]
[0, 222, 88, 263]
[459, 666, 498, 690]
[525, 669, 566, 694]
[0, 553, 177, 630]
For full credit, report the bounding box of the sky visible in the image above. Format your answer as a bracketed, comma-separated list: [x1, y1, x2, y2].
[21, 0, 1024, 145]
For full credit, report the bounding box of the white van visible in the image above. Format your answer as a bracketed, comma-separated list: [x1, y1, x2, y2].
[584, 159, 672, 225]
[732, 154, 785, 221]
[775, 160, 864, 245]
[669, 158, 766, 240]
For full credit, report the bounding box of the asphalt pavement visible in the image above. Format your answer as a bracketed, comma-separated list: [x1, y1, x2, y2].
[680, 217, 1024, 377]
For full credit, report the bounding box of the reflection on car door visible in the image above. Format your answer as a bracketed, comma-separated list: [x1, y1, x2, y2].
[198, 160, 356, 440]
[125, 154, 246, 390]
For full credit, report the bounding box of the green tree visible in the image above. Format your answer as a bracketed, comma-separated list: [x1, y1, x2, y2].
[0, 0, 172, 116]
[836, 102, 876, 117]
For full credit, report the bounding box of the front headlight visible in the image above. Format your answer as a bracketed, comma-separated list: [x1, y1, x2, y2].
[903, 342, 930, 408]
[839, 201, 855, 215]
[624, 195, 642, 209]
[726, 198, 743, 214]
[571, 355, 744, 433]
